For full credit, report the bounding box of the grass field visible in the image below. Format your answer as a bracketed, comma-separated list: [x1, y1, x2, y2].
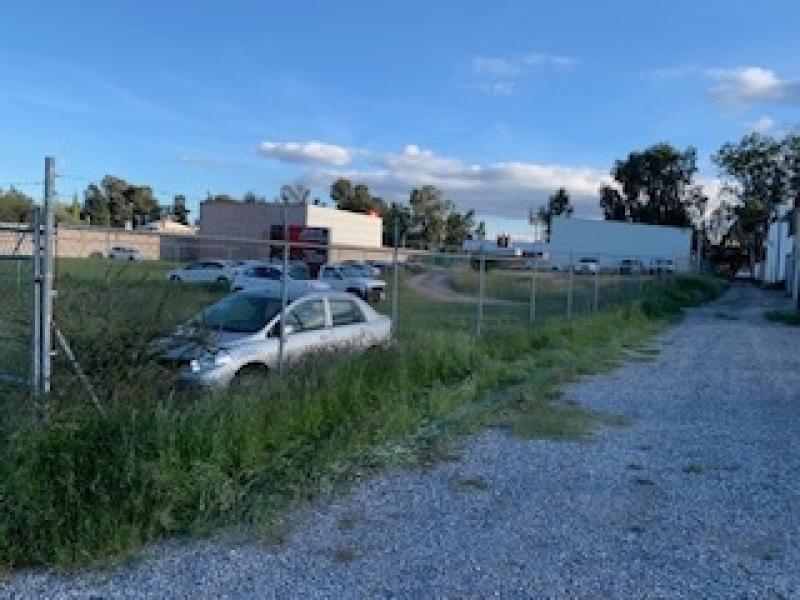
[0, 258, 726, 568]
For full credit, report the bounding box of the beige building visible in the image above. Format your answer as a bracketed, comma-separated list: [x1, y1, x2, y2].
[199, 201, 383, 248]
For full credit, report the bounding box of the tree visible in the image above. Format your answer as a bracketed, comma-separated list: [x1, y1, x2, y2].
[409, 185, 453, 246]
[279, 183, 311, 205]
[83, 184, 110, 226]
[331, 178, 384, 213]
[537, 187, 574, 240]
[0, 187, 34, 223]
[602, 143, 700, 227]
[444, 209, 477, 247]
[382, 202, 413, 246]
[172, 194, 190, 225]
[713, 133, 787, 262]
[599, 185, 626, 221]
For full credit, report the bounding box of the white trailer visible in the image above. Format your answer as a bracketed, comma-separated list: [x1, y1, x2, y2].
[547, 216, 692, 271]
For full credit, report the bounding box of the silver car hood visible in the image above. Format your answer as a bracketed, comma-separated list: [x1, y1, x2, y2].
[157, 328, 254, 361]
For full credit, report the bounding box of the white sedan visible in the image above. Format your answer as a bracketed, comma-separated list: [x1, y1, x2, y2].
[167, 260, 234, 285]
[232, 263, 330, 299]
[158, 290, 392, 388]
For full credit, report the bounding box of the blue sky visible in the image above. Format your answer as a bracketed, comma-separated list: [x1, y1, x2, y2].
[1, 0, 799, 237]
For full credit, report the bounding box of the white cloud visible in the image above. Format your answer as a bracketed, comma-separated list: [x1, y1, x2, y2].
[258, 140, 352, 166]
[708, 66, 800, 105]
[470, 52, 576, 96]
[746, 115, 776, 133]
[304, 143, 611, 218]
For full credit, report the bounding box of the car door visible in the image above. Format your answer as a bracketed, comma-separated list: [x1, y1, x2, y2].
[328, 297, 370, 348]
[282, 298, 333, 361]
[181, 262, 204, 282]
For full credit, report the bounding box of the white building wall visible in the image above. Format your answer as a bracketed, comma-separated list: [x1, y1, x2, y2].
[548, 216, 693, 270]
[763, 207, 794, 284]
[305, 204, 382, 248]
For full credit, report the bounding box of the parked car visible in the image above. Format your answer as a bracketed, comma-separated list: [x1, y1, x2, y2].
[158, 290, 392, 388]
[341, 260, 381, 277]
[231, 262, 330, 298]
[318, 264, 387, 303]
[109, 246, 143, 261]
[167, 260, 234, 285]
[649, 258, 675, 274]
[574, 257, 599, 274]
[619, 259, 644, 275]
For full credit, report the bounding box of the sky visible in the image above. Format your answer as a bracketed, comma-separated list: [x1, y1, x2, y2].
[1, 0, 799, 238]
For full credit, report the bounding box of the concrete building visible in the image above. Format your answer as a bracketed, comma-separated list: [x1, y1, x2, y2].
[199, 201, 382, 248]
[761, 204, 796, 290]
[547, 216, 693, 270]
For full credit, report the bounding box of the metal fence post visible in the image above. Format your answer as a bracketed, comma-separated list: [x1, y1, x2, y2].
[567, 252, 574, 319]
[476, 253, 485, 337]
[529, 257, 537, 324]
[278, 202, 289, 373]
[41, 156, 55, 398]
[392, 214, 399, 332]
[593, 263, 599, 312]
[31, 207, 42, 399]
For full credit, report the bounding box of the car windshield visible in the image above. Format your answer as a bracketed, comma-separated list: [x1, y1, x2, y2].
[198, 294, 283, 333]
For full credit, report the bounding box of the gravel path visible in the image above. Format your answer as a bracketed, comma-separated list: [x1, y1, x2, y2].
[4, 283, 799, 599]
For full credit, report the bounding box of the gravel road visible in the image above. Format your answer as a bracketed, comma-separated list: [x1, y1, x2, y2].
[4, 283, 799, 599]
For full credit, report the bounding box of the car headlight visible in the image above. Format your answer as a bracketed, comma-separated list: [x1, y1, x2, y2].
[190, 350, 232, 373]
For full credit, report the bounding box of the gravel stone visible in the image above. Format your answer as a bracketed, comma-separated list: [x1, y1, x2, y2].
[3, 283, 798, 599]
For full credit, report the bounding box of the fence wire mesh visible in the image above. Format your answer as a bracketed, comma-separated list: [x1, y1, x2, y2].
[1, 220, 694, 400]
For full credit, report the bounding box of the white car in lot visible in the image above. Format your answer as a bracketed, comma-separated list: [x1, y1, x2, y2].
[167, 260, 234, 285]
[158, 290, 392, 388]
[574, 257, 599, 274]
[109, 246, 143, 261]
[649, 258, 676, 274]
[231, 263, 330, 298]
[318, 264, 387, 303]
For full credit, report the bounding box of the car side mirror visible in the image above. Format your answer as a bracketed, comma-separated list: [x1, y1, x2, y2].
[283, 323, 295, 336]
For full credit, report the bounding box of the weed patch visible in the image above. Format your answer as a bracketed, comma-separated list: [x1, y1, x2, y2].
[0, 274, 725, 568]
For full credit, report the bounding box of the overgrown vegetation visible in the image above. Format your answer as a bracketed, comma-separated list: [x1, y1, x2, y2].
[764, 309, 800, 327]
[0, 267, 725, 569]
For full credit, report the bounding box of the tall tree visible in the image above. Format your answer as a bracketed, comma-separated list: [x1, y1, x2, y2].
[409, 185, 453, 246]
[83, 184, 111, 226]
[713, 133, 787, 261]
[537, 187, 574, 241]
[382, 202, 413, 246]
[602, 143, 700, 227]
[444, 209, 477, 247]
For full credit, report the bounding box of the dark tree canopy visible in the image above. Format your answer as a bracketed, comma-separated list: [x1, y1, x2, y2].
[537, 187, 573, 240]
[0, 187, 34, 223]
[602, 143, 700, 227]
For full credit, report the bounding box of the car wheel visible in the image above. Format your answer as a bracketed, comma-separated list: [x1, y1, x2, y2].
[230, 364, 268, 390]
[217, 276, 230, 286]
[170, 275, 181, 282]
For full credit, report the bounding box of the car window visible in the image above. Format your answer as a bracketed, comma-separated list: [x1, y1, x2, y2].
[185, 263, 202, 270]
[285, 299, 326, 332]
[323, 267, 341, 279]
[330, 298, 366, 326]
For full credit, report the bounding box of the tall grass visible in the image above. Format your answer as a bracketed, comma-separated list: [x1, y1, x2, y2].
[0, 272, 725, 568]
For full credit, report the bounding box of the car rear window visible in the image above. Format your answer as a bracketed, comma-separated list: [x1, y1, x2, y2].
[330, 298, 366, 326]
